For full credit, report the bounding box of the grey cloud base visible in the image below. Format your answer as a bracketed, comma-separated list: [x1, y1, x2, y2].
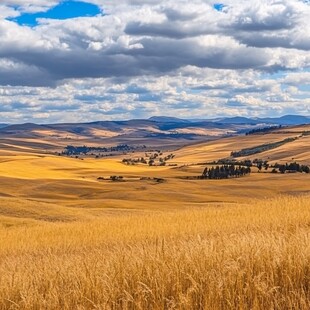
[0, 0, 309, 122]
[0, 0, 309, 86]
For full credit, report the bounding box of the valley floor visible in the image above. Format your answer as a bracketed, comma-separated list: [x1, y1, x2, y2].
[0, 151, 310, 223]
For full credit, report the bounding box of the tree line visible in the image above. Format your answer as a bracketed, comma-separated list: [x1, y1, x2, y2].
[272, 162, 310, 174]
[63, 144, 144, 155]
[214, 159, 310, 174]
[122, 153, 175, 166]
[246, 125, 282, 135]
[201, 165, 251, 179]
[231, 137, 297, 157]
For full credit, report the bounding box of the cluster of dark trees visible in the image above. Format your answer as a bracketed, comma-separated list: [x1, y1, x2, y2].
[272, 162, 310, 174]
[63, 144, 143, 156]
[216, 158, 269, 169]
[201, 165, 251, 179]
[246, 125, 282, 135]
[97, 176, 124, 181]
[123, 157, 148, 165]
[109, 176, 124, 181]
[146, 152, 175, 161]
[231, 137, 297, 157]
[215, 157, 310, 175]
[122, 153, 175, 166]
[217, 159, 252, 166]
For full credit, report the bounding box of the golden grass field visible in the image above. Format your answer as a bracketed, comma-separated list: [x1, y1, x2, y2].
[0, 125, 309, 309]
[0, 196, 309, 309]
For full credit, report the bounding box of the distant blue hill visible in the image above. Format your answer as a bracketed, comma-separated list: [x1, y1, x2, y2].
[183, 115, 310, 125]
[0, 115, 309, 132]
[149, 116, 190, 123]
[214, 117, 259, 125]
[259, 115, 310, 125]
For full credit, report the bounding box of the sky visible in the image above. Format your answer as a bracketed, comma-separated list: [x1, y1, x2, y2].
[0, 0, 309, 123]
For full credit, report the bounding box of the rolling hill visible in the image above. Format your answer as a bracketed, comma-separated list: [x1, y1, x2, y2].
[0, 122, 309, 220]
[0, 115, 309, 154]
[174, 124, 310, 165]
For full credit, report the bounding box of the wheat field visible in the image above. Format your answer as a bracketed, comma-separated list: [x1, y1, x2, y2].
[0, 195, 309, 309]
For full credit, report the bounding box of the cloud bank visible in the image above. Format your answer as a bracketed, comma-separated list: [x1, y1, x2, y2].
[0, 0, 309, 122]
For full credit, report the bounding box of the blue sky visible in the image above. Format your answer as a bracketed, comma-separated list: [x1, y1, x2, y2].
[8, 1, 102, 26]
[213, 3, 225, 11]
[0, 0, 309, 123]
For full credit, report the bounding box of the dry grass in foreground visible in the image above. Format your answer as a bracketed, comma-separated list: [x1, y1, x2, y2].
[0, 196, 309, 309]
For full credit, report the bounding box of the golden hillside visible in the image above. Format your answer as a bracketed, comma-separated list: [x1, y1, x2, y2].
[0, 124, 309, 223]
[174, 125, 310, 165]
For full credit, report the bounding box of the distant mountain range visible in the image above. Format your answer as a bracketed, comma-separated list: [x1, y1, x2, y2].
[152, 115, 310, 125]
[149, 116, 191, 123]
[1, 115, 309, 130]
[0, 115, 309, 150]
[214, 115, 310, 125]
